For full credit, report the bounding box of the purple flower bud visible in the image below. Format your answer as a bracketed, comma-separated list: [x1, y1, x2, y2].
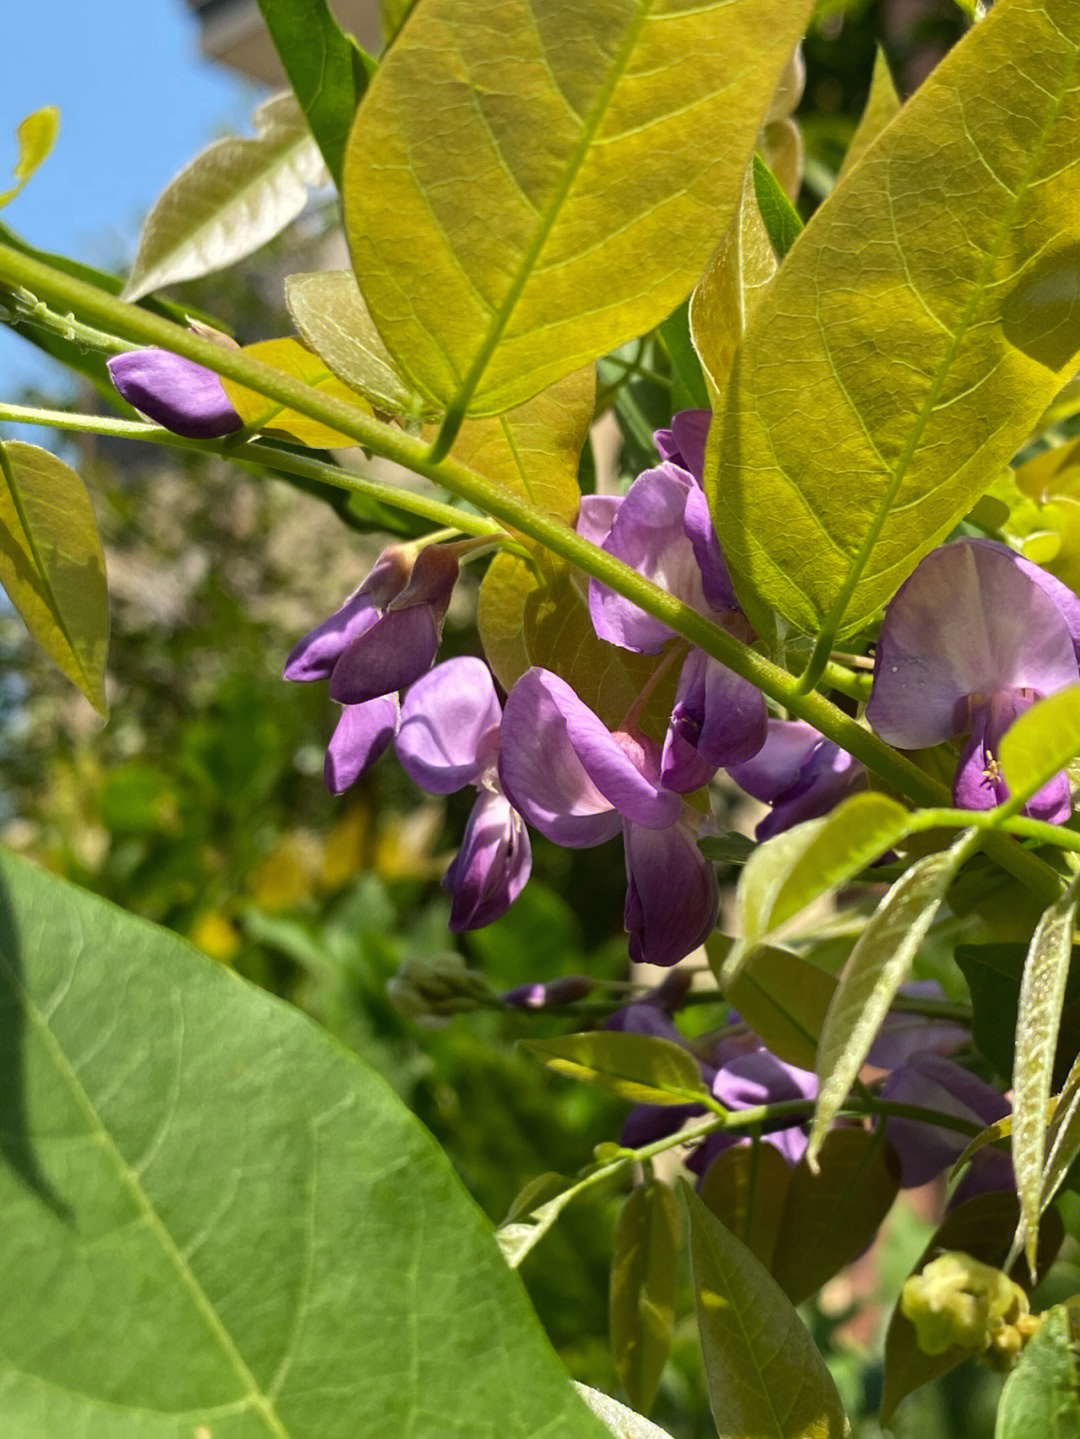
[727, 719, 865, 839]
[661, 650, 768, 792]
[444, 789, 531, 931]
[324, 696, 399, 793]
[654, 409, 711, 481]
[622, 819, 720, 968]
[503, 975, 595, 1009]
[107, 349, 243, 438]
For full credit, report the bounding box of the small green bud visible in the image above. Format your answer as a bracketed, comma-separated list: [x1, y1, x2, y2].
[901, 1252, 1029, 1358]
[386, 952, 492, 1017]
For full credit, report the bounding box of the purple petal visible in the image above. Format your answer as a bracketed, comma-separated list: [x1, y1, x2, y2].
[500, 670, 679, 843]
[622, 819, 719, 966]
[881, 1053, 1009, 1189]
[669, 410, 712, 484]
[727, 720, 864, 840]
[683, 482, 740, 613]
[972, 538, 1080, 666]
[396, 657, 501, 794]
[284, 549, 411, 682]
[953, 690, 1072, 821]
[576, 494, 623, 547]
[727, 720, 822, 803]
[621, 1102, 703, 1149]
[711, 1047, 817, 1111]
[444, 789, 532, 931]
[662, 651, 767, 791]
[867, 539, 1080, 749]
[604, 1002, 688, 1043]
[868, 984, 969, 1068]
[329, 605, 441, 705]
[324, 696, 398, 793]
[107, 349, 243, 439]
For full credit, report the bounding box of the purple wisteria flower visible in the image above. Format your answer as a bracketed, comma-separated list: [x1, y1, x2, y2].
[107, 349, 243, 438]
[585, 411, 767, 792]
[324, 694, 399, 794]
[727, 718, 866, 840]
[396, 657, 531, 932]
[498, 667, 719, 967]
[285, 544, 459, 706]
[867, 538, 1080, 821]
[687, 1040, 819, 1175]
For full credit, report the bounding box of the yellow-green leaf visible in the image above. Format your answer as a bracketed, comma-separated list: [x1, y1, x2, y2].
[285, 270, 433, 418]
[477, 550, 535, 694]
[0, 106, 60, 210]
[222, 336, 373, 447]
[344, 0, 819, 417]
[610, 1180, 682, 1413]
[836, 48, 900, 182]
[523, 1032, 709, 1106]
[1000, 684, 1080, 809]
[685, 1185, 850, 1439]
[996, 1304, 1080, 1439]
[697, 1142, 792, 1271]
[948, 1115, 1014, 1182]
[0, 441, 108, 714]
[716, 942, 836, 1071]
[1042, 1051, 1080, 1217]
[711, 0, 1080, 643]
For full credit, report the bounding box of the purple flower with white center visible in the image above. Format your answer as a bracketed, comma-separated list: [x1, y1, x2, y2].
[867, 538, 1080, 822]
[727, 718, 866, 840]
[284, 543, 459, 706]
[585, 413, 766, 792]
[396, 657, 531, 932]
[107, 349, 243, 439]
[498, 667, 719, 967]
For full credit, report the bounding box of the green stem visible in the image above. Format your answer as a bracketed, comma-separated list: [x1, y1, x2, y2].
[0, 243, 1065, 903]
[910, 806, 1080, 853]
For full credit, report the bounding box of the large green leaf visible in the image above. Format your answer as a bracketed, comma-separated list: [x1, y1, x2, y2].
[124, 93, 328, 302]
[254, 0, 372, 186]
[0, 441, 109, 715]
[610, 1180, 682, 1413]
[995, 1304, 1080, 1439]
[714, 941, 835, 1071]
[343, 0, 818, 418]
[697, 1143, 792, 1271]
[710, 0, 1080, 642]
[685, 1185, 849, 1439]
[0, 849, 609, 1439]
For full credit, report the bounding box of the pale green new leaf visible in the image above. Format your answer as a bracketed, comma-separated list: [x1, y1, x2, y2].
[0, 848, 609, 1438]
[1000, 684, 1080, 811]
[1042, 1050, 1080, 1215]
[0, 106, 60, 210]
[995, 1305, 1080, 1439]
[124, 93, 328, 301]
[523, 1032, 709, 1106]
[711, 0, 1080, 642]
[610, 1180, 682, 1413]
[809, 830, 978, 1167]
[717, 942, 836, 1071]
[685, 1185, 850, 1439]
[221, 336, 373, 447]
[1012, 877, 1080, 1270]
[344, 0, 819, 418]
[836, 48, 900, 182]
[574, 1385, 676, 1439]
[0, 441, 108, 714]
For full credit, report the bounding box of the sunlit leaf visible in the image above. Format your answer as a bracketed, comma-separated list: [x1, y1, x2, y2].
[380, 0, 418, 44]
[286, 269, 433, 417]
[658, 301, 710, 414]
[714, 941, 835, 1072]
[0, 441, 108, 714]
[685, 1185, 850, 1439]
[477, 549, 536, 694]
[123, 92, 328, 301]
[1042, 1050, 1080, 1216]
[344, 0, 819, 417]
[574, 1385, 676, 1439]
[1012, 878, 1080, 1269]
[995, 1304, 1080, 1439]
[610, 1180, 682, 1413]
[523, 1033, 709, 1106]
[255, 0, 372, 186]
[0, 106, 60, 210]
[751, 154, 802, 259]
[948, 1115, 1014, 1182]
[697, 1142, 791, 1270]
[711, 0, 1080, 642]
[809, 830, 976, 1167]
[0, 849, 609, 1438]
[999, 685, 1080, 811]
[836, 48, 900, 182]
[222, 336, 373, 446]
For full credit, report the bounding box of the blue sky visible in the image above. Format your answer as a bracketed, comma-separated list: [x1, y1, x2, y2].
[2, 0, 265, 393]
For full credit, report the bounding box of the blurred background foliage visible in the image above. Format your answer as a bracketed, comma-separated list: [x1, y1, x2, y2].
[0, 3, 1061, 1436]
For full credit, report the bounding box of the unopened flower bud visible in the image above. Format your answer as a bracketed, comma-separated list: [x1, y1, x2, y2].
[901, 1252, 1029, 1358]
[107, 349, 243, 438]
[502, 975, 594, 1009]
[386, 952, 491, 1017]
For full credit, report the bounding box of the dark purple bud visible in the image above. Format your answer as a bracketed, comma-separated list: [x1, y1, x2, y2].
[443, 789, 531, 931]
[661, 650, 768, 792]
[284, 548, 412, 683]
[620, 1101, 703, 1150]
[107, 349, 243, 439]
[503, 975, 594, 1009]
[324, 696, 399, 793]
[727, 719, 865, 840]
[622, 819, 719, 967]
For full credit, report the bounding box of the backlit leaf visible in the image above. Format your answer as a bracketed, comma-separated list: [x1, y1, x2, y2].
[697, 1142, 791, 1270]
[478, 549, 536, 694]
[711, 0, 1080, 642]
[1012, 878, 1080, 1269]
[685, 1185, 850, 1439]
[610, 1180, 682, 1412]
[222, 336, 373, 446]
[717, 942, 836, 1072]
[574, 1385, 676, 1439]
[995, 1304, 1080, 1439]
[836, 48, 900, 182]
[0, 106, 60, 210]
[751, 154, 802, 260]
[658, 301, 710, 414]
[0, 848, 609, 1438]
[0, 441, 108, 714]
[523, 1032, 709, 1106]
[1000, 685, 1080, 811]
[344, 0, 819, 417]
[1042, 1050, 1080, 1215]
[809, 830, 977, 1167]
[124, 92, 328, 301]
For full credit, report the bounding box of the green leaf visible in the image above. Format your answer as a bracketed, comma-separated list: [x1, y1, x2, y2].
[380, 0, 418, 45]
[123, 92, 328, 302]
[0, 106, 60, 209]
[996, 1305, 1080, 1439]
[0, 441, 108, 714]
[809, 830, 977, 1167]
[836, 48, 900, 182]
[523, 1032, 709, 1106]
[658, 301, 710, 414]
[949, 1115, 1015, 1182]
[1000, 685, 1080, 812]
[477, 549, 536, 694]
[344, 0, 819, 418]
[221, 336, 373, 446]
[573, 1385, 676, 1439]
[0, 847, 609, 1439]
[285, 270, 434, 417]
[254, 0, 372, 186]
[1012, 878, 1080, 1270]
[711, 0, 1080, 643]
[881, 1192, 1064, 1421]
[716, 942, 836, 1071]
[751, 154, 802, 259]
[610, 1180, 682, 1413]
[697, 1142, 792, 1270]
[1042, 1050, 1080, 1215]
[685, 1185, 850, 1439]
